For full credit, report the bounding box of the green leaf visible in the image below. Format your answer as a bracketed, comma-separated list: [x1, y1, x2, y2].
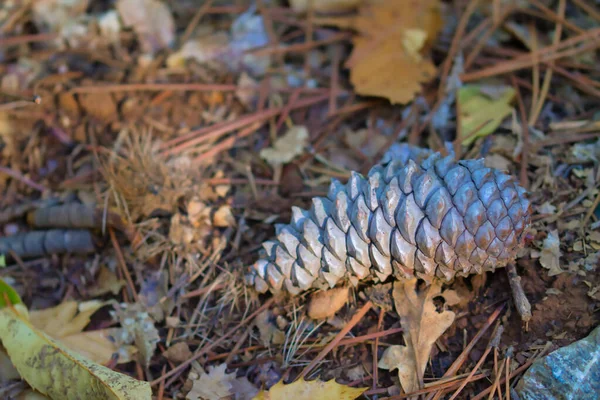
[0, 254, 5, 268]
[458, 84, 515, 145]
[0, 277, 22, 307]
[0, 295, 151, 399]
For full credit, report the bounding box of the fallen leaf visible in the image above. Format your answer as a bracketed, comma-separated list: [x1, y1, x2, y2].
[88, 265, 126, 297]
[117, 0, 175, 54]
[260, 126, 309, 165]
[28, 300, 134, 365]
[0, 279, 152, 399]
[378, 279, 456, 393]
[167, 33, 230, 68]
[458, 84, 515, 145]
[213, 205, 236, 228]
[317, 0, 442, 104]
[163, 342, 193, 364]
[78, 92, 118, 123]
[187, 363, 259, 400]
[252, 378, 367, 400]
[254, 310, 286, 347]
[307, 287, 349, 319]
[539, 230, 564, 276]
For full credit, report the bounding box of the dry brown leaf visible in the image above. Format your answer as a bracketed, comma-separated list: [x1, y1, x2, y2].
[254, 310, 286, 347]
[378, 279, 456, 393]
[538, 230, 564, 276]
[260, 126, 309, 165]
[163, 342, 193, 364]
[88, 265, 126, 297]
[213, 205, 236, 228]
[117, 0, 175, 54]
[78, 92, 118, 123]
[307, 287, 349, 319]
[28, 300, 134, 365]
[317, 0, 442, 104]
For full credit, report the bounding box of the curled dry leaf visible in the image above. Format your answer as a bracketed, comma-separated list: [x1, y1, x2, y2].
[538, 230, 564, 276]
[378, 279, 456, 393]
[0, 279, 151, 400]
[307, 287, 349, 320]
[252, 378, 367, 400]
[260, 126, 309, 165]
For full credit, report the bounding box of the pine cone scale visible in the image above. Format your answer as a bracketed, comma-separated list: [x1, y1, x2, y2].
[246, 144, 533, 294]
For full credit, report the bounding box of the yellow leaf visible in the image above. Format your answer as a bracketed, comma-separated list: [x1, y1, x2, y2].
[29, 300, 132, 365]
[378, 279, 455, 393]
[458, 84, 515, 145]
[252, 378, 367, 400]
[0, 304, 151, 399]
[318, 0, 443, 104]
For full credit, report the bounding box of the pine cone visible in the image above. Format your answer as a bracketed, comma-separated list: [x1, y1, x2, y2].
[246, 144, 532, 295]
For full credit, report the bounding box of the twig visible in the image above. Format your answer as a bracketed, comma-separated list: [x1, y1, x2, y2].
[506, 263, 532, 325]
[461, 28, 600, 82]
[0, 166, 47, 192]
[448, 324, 503, 400]
[529, 0, 567, 125]
[179, 0, 213, 46]
[109, 228, 139, 303]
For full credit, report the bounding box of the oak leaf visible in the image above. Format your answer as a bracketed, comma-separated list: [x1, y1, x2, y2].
[317, 0, 443, 104]
[378, 279, 456, 393]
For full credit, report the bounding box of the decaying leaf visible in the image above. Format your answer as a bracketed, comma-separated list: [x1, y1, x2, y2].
[187, 363, 259, 400]
[254, 310, 286, 347]
[29, 300, 134, 365]
[0, 279, 151, 400]
[88, 265, 126, 297]
[162, 342, 193, 364]
[260, 126, 309, 165]
[252, 378, 367, 400]
[117, 0, 175, 54]
[316, 0, 442, 104]
[111, 303, 160, 367]
[538, 230, 564, 276]
[458, 83, 516, 145]
[378, 279, 456, 393]
[307, 287, 349, 320]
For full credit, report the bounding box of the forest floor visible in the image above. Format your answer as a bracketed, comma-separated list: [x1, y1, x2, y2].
[0, 1, 599, 399]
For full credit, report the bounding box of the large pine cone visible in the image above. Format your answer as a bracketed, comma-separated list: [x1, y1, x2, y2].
[246, 144, 532, 295]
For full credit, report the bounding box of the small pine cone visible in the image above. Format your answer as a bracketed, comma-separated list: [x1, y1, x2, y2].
[246, 144, 532, 295]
